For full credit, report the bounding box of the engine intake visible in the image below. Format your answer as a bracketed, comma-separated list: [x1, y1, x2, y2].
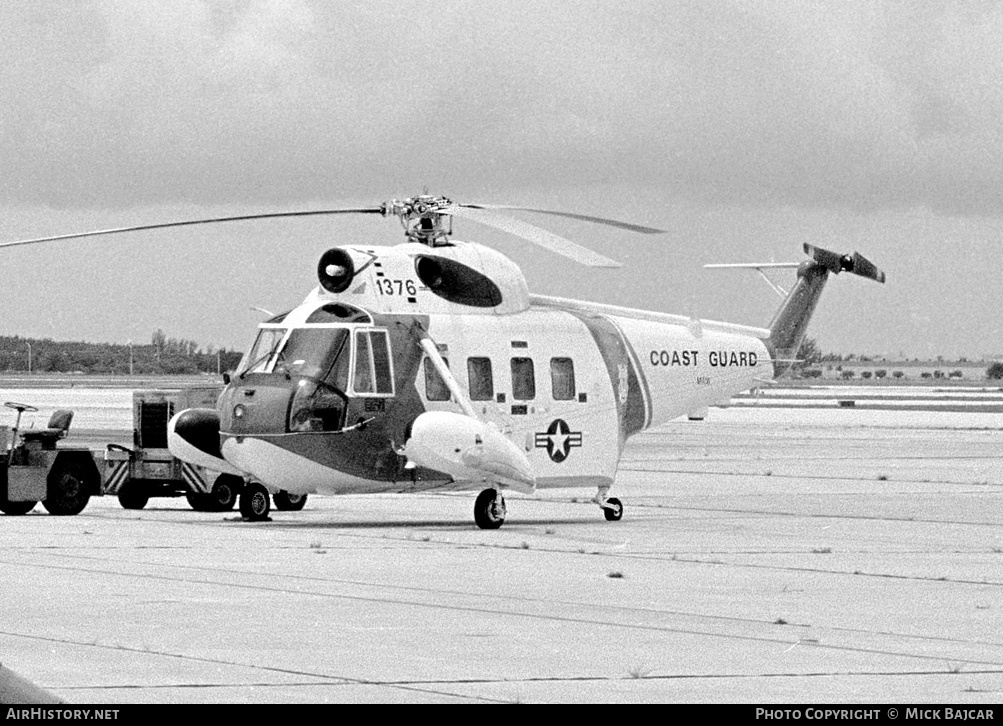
[414, 255, 503, 307]
[317, 248, 356, 293]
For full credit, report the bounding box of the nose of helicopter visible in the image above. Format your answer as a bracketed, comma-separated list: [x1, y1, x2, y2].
[167, 407, 244, 476]
[217, 377, 295, 434]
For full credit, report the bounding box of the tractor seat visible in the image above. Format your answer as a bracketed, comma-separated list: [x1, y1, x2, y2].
[20, 409, 74, 449]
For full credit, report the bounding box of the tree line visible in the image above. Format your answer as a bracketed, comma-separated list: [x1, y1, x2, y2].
[0, 331, 242, 375]
[794, 338, 1003, 380]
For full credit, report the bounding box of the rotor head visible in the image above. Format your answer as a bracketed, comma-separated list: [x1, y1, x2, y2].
[381, 195, 455, 246]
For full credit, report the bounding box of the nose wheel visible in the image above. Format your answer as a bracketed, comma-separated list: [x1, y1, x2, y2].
[474, 488, 506, 529]
[239, 482, 272, 521]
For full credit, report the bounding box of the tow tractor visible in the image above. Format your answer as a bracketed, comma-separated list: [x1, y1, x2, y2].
[0, 401, 102, 515]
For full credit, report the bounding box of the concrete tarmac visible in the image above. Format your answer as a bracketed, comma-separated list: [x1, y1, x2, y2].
[1, 408, 1001, 703]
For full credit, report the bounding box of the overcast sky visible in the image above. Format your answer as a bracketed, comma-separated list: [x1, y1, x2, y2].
[2, 0, 1002, 358]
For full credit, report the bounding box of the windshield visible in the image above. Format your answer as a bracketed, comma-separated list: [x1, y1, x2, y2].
[279, 328, 350, 388]
[237, 328, 286, 375]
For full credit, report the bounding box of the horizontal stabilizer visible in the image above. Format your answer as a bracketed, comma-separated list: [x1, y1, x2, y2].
[803, 244, 886, 283]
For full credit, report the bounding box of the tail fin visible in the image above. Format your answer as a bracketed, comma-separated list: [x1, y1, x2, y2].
[767, 244, 885, 376]
[706, 243, 885, 378]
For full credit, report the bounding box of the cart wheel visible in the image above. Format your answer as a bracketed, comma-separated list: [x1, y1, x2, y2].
[42, 459, 94, 516]
[0, 499, 37, 515]
[273, 490, 308, 511]
[117, 482, 149, 510]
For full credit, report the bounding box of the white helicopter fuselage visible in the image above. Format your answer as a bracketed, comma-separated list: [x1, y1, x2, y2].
[179, 241, 771, 500]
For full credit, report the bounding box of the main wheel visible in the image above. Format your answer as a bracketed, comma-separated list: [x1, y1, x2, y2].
[273, 490, 307, 511]
[43, 459, 95, 516]
[117, 482, 149, 510]
[602, 496, 623, 522]
[239, 482, 271, 521]
[474, 488, 506, 529]
[0, 499, 37, 515]
[209, 474, 241, 511]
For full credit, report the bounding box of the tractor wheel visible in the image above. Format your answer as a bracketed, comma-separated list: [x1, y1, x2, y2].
[43, 459, 94, 516]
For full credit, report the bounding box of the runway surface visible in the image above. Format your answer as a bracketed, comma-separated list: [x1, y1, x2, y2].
[1, 406, 1002, 703]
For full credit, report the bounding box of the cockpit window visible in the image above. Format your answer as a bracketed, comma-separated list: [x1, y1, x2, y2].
[238, 328, 286, 374]
[280, 328, 350, 384]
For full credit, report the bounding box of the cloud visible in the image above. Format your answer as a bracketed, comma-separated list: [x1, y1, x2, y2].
[2, 1, 1003, 214]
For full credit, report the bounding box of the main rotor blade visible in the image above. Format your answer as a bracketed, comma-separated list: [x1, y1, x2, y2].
[461, 204, 666, 235]
[0, 208, 384, 250]
[443, 205, 622, 268]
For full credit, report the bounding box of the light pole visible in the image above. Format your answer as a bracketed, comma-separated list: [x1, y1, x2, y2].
[127, 340, 134, 375]
[26, 342, 31, 375]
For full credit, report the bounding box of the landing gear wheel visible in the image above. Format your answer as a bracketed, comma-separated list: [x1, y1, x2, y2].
[474, 488, 506, 530]
[239, 483, 271, 521]
[117, 483, 149, 510]
[0, 499, 37, 515]
[209, 474, 241, 511]
[43, 459, 94, 516]
[602, 496, 623, 522]
[273, 490, 307, 511]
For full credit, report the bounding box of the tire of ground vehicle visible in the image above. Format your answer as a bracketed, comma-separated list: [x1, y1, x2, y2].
[0, 499, 36, 516]
[209, 474, 241, 511]
[42, 451, 101, 516]
[186, 474, 242, 512]
[185, 492, 213, 511]
[117, 481, 150, 510]
[273, 490, 307, 511]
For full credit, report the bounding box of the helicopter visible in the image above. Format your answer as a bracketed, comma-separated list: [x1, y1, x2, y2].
[3, 195, 885, 528]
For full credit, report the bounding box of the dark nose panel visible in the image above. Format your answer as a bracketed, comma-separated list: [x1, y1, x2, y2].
[173, 408, 222, 459]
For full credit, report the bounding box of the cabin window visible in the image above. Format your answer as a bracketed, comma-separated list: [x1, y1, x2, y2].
[550, 357, 576, 400]
[424, 357, 451, 401]
[467, 357, 494, 401]
[352, 329, 394, 396]
[511, 357, 536, 400]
